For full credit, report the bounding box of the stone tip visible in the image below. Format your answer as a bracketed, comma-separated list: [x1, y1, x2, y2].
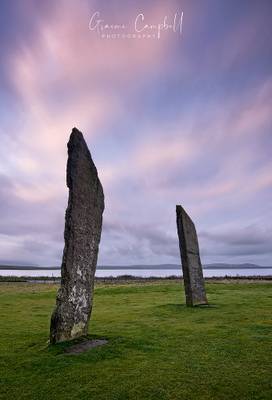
[176, 205, 193, 225]
[67, 127, 99, 188]
[176, 204, 184, 214]
[72, 126, 80, 133]
[68, 128, 87, 151]
[70, 127, 84, 140]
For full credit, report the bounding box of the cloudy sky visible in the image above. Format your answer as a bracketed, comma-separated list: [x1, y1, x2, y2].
[0, 0, 271, 266]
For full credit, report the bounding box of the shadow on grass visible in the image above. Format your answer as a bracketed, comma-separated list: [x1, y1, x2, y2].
[47, 334, 109, 355]
[46, 333, 158, 361]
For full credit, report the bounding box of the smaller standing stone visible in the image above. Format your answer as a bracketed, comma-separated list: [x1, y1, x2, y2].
[176, 205, 208, 306]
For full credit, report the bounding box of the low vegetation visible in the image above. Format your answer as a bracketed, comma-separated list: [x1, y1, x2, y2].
[0, 280, 271, 399]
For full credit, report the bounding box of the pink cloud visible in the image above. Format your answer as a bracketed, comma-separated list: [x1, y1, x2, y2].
[5, 0, 180, 195]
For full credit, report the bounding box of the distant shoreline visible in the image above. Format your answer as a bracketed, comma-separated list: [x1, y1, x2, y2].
[0, 275, 271, 283]
[0, 264, 272, 270]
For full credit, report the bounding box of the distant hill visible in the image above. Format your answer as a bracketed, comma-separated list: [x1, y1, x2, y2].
[0, 265, 59, 270]
[203, 263, 272, 269]
[0, 263, 271, 270]
[99, 263, 272, 270]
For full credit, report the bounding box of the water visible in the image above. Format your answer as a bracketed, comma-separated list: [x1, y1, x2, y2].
[1, 268, 271, 278]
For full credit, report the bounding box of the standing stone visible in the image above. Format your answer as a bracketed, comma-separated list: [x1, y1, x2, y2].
[176, 205, 207, 306]
[50, 128, 104, 344]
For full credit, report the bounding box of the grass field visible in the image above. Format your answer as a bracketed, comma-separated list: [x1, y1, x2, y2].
[0, 280, 271, 400]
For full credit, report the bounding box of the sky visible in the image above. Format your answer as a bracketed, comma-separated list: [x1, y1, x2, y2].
[0, 0, 271, 266]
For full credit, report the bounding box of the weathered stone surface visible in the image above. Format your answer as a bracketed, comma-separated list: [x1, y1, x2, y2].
[50, 128, 104, 344]
[176, 205, 207, 306]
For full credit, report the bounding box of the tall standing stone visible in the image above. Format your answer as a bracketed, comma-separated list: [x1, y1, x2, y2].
[176, 205, 208, 306]
[50, 128, 104, 344]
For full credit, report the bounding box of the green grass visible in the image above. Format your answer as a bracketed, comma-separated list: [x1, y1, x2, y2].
[0, 280, 271, 400]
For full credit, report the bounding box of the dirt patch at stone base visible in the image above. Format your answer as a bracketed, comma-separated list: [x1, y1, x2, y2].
[65, 339, 108, 354]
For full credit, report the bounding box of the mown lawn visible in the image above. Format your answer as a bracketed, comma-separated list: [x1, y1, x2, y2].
[0, 280, 271, 400]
